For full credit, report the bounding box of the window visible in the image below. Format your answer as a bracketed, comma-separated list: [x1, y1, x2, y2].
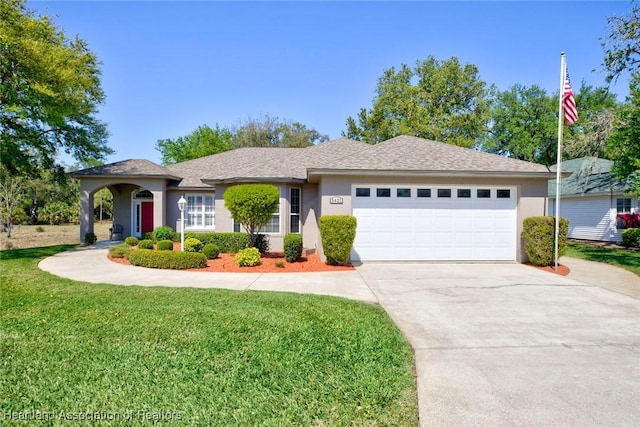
[186, 194, 214, 229]
[617, 198, 632, 213]
[437, 189, 451, 198]
[377, 188, 391, 197]
[417, 188, 431, 198]
[457, 189, 471, 198]
[397, 188, 411, 198]
[477, 189, 491, 198]
[355, 188, 370, 197]
[290, 188, 301, 233]
[497, 189, 511, 199]
[261, 191, 281, 233]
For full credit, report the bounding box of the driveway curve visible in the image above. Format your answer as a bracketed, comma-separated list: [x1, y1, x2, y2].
[39, 244, 640, 426]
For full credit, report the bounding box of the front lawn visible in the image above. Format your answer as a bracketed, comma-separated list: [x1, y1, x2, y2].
[566, 242, 640, 276]
[0, 246, 417, 425]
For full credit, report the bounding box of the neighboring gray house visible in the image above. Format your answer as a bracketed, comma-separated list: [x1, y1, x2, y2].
[548, 157, 638, 242]
[72, 135, 553, 263]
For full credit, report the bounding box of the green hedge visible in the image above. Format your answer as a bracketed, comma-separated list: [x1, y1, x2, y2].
[621, 228, 640, 248]
[128, 249, 207, 270]
[284, 233, 303, 263]
[522, 216, 569, 266]
[156, 240, 174, 251]
[179, 232, 268, 253]
[319, 215, 357, 266]
[137, 239, 154, 250]
[108, 244, 130, 259]
[152, 226, 174, 242]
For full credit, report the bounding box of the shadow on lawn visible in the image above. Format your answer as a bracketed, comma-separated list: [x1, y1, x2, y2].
[0, 244, 76, 261]
[568, 243, 640, 271]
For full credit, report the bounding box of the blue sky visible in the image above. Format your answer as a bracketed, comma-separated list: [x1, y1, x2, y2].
[30, 1, 632, 165]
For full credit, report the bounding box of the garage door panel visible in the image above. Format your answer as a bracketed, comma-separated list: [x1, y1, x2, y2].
[352, 186, 516, 261]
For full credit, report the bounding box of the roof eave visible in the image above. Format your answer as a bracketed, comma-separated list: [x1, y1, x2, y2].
[307, 168, 556, 180]
[201, 177, 307, 185]
[68, 173, 182, 181]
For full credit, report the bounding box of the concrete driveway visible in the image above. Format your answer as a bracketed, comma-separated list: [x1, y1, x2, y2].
[357, 262, 640, 427]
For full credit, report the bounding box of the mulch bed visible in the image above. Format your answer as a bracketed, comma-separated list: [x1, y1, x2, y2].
[524, 263, 570, 276]
[109, 243, 354, 273]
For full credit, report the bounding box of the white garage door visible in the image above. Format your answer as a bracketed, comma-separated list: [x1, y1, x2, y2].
[352, 186, 517, 261]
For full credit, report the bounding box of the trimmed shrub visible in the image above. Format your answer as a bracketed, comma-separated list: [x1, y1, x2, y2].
[152, 226, 174, 242]
[128, 249, 207, 270]
[124, 236, 139, 246]
[84, 232, 97, 245]
[522, 216, 569, 266]
[184, 232, 250, 253]
[108, 244, 130, 259]
[235, 247, 261, 267]
[284, 233, 303, 263]
[137, 239, 154, 250]
[202, 243, 220, 259]
[319, 215, 357, 266]
[223, 184, 280, 248]
[156, 240, 174, 251]
[184, 237, 203, 253]
[621, 228, 640, 248]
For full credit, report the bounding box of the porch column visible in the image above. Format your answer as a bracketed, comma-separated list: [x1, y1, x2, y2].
[79, 186, 94, 243]
[151, 190, 165, 229]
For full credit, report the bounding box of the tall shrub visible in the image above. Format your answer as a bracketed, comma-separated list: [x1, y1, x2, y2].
[319, 215, 357, 266]
[284, 233, 303, 263]
[522, 216, 569, 266]
[223, 184, 280, 248]
[621, 228, 640, 248]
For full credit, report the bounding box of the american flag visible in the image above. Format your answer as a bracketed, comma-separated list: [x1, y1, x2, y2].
[563, 69, 578, 125]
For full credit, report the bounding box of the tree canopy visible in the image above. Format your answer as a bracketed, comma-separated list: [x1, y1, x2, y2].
[343, 56, 493, 147]
[231, 115, 328, 148]
[0, 0, 112, 177]
[155, 125, 233, 165]
[155, 115, 329, 164]
[602, 0, 640, 83]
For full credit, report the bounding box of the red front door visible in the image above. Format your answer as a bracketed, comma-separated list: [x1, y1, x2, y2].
[141, 202, 154, 234]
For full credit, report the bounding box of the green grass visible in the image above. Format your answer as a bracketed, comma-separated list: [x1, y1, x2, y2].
[0, 246, 417, 426]
[566, 242, 640, 276]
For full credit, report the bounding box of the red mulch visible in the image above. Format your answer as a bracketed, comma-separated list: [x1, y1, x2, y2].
[109, 242, 354, 273]
[525, 263, 570, 276]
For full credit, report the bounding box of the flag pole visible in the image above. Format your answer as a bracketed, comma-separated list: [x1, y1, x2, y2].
[554, 52, 566, 271]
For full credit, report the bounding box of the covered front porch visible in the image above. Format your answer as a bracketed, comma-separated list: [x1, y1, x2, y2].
[70, 160, 180, 243]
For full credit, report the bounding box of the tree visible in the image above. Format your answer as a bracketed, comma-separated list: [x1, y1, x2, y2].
[481, 84, 557, 164]
[343, 56, 493, 147]
[0, 0, 112, 178]
[607, 75, 640, 192]
[231, 114, 328, 148]
[223, 184, 280, 248]
[0, 165, 24, 237]
[155, 124, 233, 165]
[602, 0, 640, 83]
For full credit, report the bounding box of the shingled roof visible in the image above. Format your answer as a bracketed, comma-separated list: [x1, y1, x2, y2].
[72, 136, 553, 187]
[70, 159, 180, 179]
[548, 157, 632, 197]
[308, 135, 551, 176]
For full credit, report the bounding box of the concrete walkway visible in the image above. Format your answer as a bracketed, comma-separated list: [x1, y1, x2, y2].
[38, 243, 640, 426]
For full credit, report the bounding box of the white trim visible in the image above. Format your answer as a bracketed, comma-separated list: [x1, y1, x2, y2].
[185, 193, 215, 230]
[131, 189, 153, 238]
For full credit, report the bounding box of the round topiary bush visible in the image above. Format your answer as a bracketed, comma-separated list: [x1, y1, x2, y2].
[137, 239, 154, 250]
[235, 247, 261, 267]
[202, 243, 220, 259]
[184, 237, 203, 253]
[156, 240, 174, 251]
[124, 236, 139, 246]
